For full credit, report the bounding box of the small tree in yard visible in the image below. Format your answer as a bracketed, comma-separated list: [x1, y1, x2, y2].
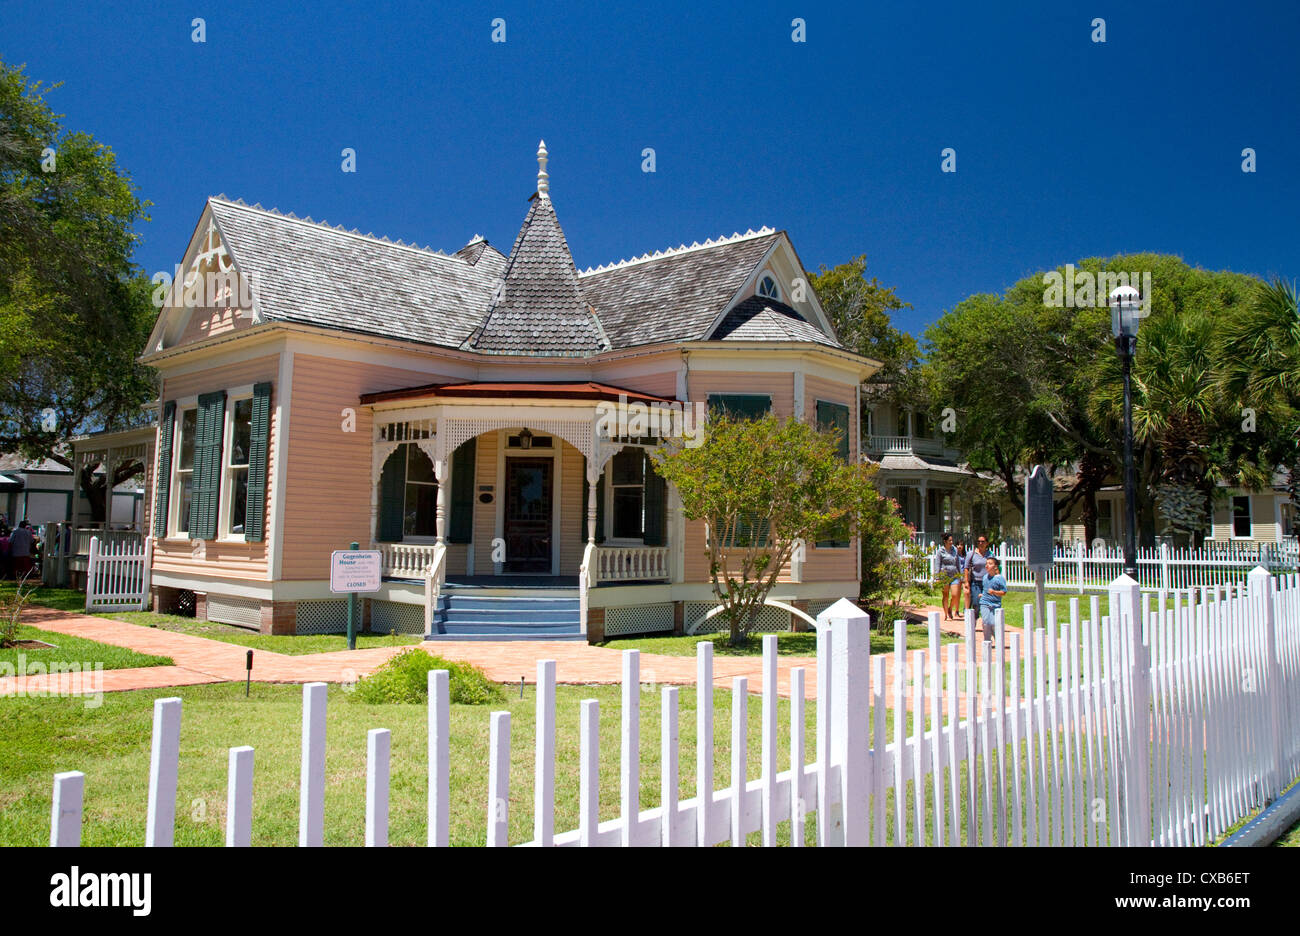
[651, 412, 885, 646]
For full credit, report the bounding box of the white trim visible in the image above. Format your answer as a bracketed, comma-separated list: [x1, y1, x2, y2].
[577, 227, 776, 275]
[793, 369, 805, 420]
[269, 350, 294, 580]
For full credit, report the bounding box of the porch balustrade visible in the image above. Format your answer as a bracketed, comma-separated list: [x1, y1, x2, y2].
[592, 545, 671, 583]
[376, 542, 437, 579]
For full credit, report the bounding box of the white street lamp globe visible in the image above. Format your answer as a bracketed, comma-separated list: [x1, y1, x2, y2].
[1108, 284, 1141, 339]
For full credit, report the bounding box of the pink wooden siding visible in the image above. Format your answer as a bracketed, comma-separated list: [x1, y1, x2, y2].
[280, 354, 457, 581]
[153, 354, 280, 581]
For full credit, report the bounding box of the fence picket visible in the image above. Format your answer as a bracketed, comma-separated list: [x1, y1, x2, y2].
[226, 746, 254, 848]
[622, 650, 641, 847]
[762, 636, 778, 847]
[146, 697, 181, 848]
[428, 670, 449, 847]
[298, 683, 327, 847]
[487, 711, 510, 847]
[50, 771, 84, 847]
[366, 728, 390, 847]
[535, 660, 556, 847]
[662, 687, 680, 847]
[580, 700, 599, 847]
[698, 641, 715, 847]
[730, 677, 747, 848]
[790, 667, 806, 847]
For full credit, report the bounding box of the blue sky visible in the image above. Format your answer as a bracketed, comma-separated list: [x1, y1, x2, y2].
[5, 0, 1298, 338]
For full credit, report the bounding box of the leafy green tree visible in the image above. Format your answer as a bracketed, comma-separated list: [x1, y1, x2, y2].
[0, 59, 157, 514]
[926, 254, 1266, 546]
[808, 256, 922, 412]
[1217, 277, 1300, 540]
[651, 412, 884, 645]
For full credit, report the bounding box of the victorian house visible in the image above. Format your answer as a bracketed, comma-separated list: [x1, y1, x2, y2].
[139, 144, 879, 640]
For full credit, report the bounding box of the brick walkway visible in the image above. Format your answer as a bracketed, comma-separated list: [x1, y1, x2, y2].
[1, 607, 1014, 714]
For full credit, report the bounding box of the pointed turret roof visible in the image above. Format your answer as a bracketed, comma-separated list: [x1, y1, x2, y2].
[465, 144, 608, 356]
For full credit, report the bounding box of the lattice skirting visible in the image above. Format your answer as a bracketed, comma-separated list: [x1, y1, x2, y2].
[805, 599, 839, 621]
[296, 600, 349, 635]
[206, 595, 261, 629]
[604, 603, 674, 637]
[686, 601, 792, 635]
[370, 600, 427, 636]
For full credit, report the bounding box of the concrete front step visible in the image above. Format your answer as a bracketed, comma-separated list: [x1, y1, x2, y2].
[431, 590, 583, 640]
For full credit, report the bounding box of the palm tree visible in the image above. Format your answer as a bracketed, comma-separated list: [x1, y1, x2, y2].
[1218, 277, 1300, 540]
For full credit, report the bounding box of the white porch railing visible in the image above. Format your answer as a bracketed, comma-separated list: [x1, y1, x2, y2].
[867, 434, 946, 457]
[592, 546, 671, 583]
[376, 542, 437, 579]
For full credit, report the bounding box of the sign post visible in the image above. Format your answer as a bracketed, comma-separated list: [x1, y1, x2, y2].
[1025, 465, 1055, 631]
[330, 543, 382, 650]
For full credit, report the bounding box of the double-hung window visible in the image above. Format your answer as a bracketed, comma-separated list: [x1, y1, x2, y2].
[609, 448, 645, 541]
[174, 408, 198, 535]
[223, 396, 253, 538]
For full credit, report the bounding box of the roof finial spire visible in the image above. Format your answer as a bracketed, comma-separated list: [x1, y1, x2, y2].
[537, 139, 549, 198]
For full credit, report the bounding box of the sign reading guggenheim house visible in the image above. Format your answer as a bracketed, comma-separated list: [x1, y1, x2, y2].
[329, 550, 382, 593]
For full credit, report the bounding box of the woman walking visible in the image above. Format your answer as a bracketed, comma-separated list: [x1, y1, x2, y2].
[936, 532, 963, 621]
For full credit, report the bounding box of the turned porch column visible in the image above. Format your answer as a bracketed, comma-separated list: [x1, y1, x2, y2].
[434, 458, 449, 547]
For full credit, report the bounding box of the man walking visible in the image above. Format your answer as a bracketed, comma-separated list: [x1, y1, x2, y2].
[979, 555, 1007, 645]
[965, 534, 991, 621]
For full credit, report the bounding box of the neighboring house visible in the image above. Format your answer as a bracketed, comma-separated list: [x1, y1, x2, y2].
[862, 399, 999, 543]
[1, 443, 151, 532]
[139, 143, 880, 639]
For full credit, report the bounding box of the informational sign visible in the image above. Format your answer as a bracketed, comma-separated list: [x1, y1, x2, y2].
[1025, 465, 1055, 572]
[330, 550, 382, 593]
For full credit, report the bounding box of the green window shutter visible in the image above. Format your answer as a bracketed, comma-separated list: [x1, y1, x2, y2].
[708, 393, 772, 420]
[153, 401, 176, 538]
[643, 453, 667, 546]
[817, 400, 851, 462]
[378, 446, 406, 543]
[815, 401, 852, 546]
[595, 474, 606, 544]
[189, 391, 226, 540]
[448, 437, 476, 543]
[244, 382, 272, 542]
[717, 510, 769, 548]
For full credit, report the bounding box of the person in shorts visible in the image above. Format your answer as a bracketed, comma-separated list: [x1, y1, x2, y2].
[936, 532, 963, 620]
[979, 555, 1007, 645]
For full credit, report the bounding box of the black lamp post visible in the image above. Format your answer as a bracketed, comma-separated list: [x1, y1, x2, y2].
[1109, 285, 1141, 578]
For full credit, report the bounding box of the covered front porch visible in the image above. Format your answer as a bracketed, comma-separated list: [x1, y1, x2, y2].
[359, 381, 686, 637]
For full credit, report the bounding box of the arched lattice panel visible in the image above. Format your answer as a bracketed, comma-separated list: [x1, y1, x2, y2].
[686, 602, 791, 635]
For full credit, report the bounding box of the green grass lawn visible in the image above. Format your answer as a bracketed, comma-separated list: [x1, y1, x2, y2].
[602, 624, 960, 658]
[0, 623, 172, 671]
[0, 680, 900, 846]
[1, 582, 421, 656]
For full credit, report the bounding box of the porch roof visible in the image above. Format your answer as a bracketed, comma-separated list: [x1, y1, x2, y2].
[360, 380, 680, 407]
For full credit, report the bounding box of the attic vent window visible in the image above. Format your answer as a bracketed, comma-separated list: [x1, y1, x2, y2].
[757, 275, 780, 300]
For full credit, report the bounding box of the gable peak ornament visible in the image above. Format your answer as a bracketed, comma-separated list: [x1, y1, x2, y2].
[537, 140, 549, 198]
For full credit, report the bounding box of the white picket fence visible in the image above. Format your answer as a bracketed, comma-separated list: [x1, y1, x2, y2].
[84, 535, 153, 612]
[47, 570, 1300, 847]
[900, 539, 1299, 592]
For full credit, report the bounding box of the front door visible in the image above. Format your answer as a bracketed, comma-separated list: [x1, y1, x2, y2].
[504, 458, 553, 574]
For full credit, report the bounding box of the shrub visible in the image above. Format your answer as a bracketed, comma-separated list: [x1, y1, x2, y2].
[350, 648, 503, 705]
